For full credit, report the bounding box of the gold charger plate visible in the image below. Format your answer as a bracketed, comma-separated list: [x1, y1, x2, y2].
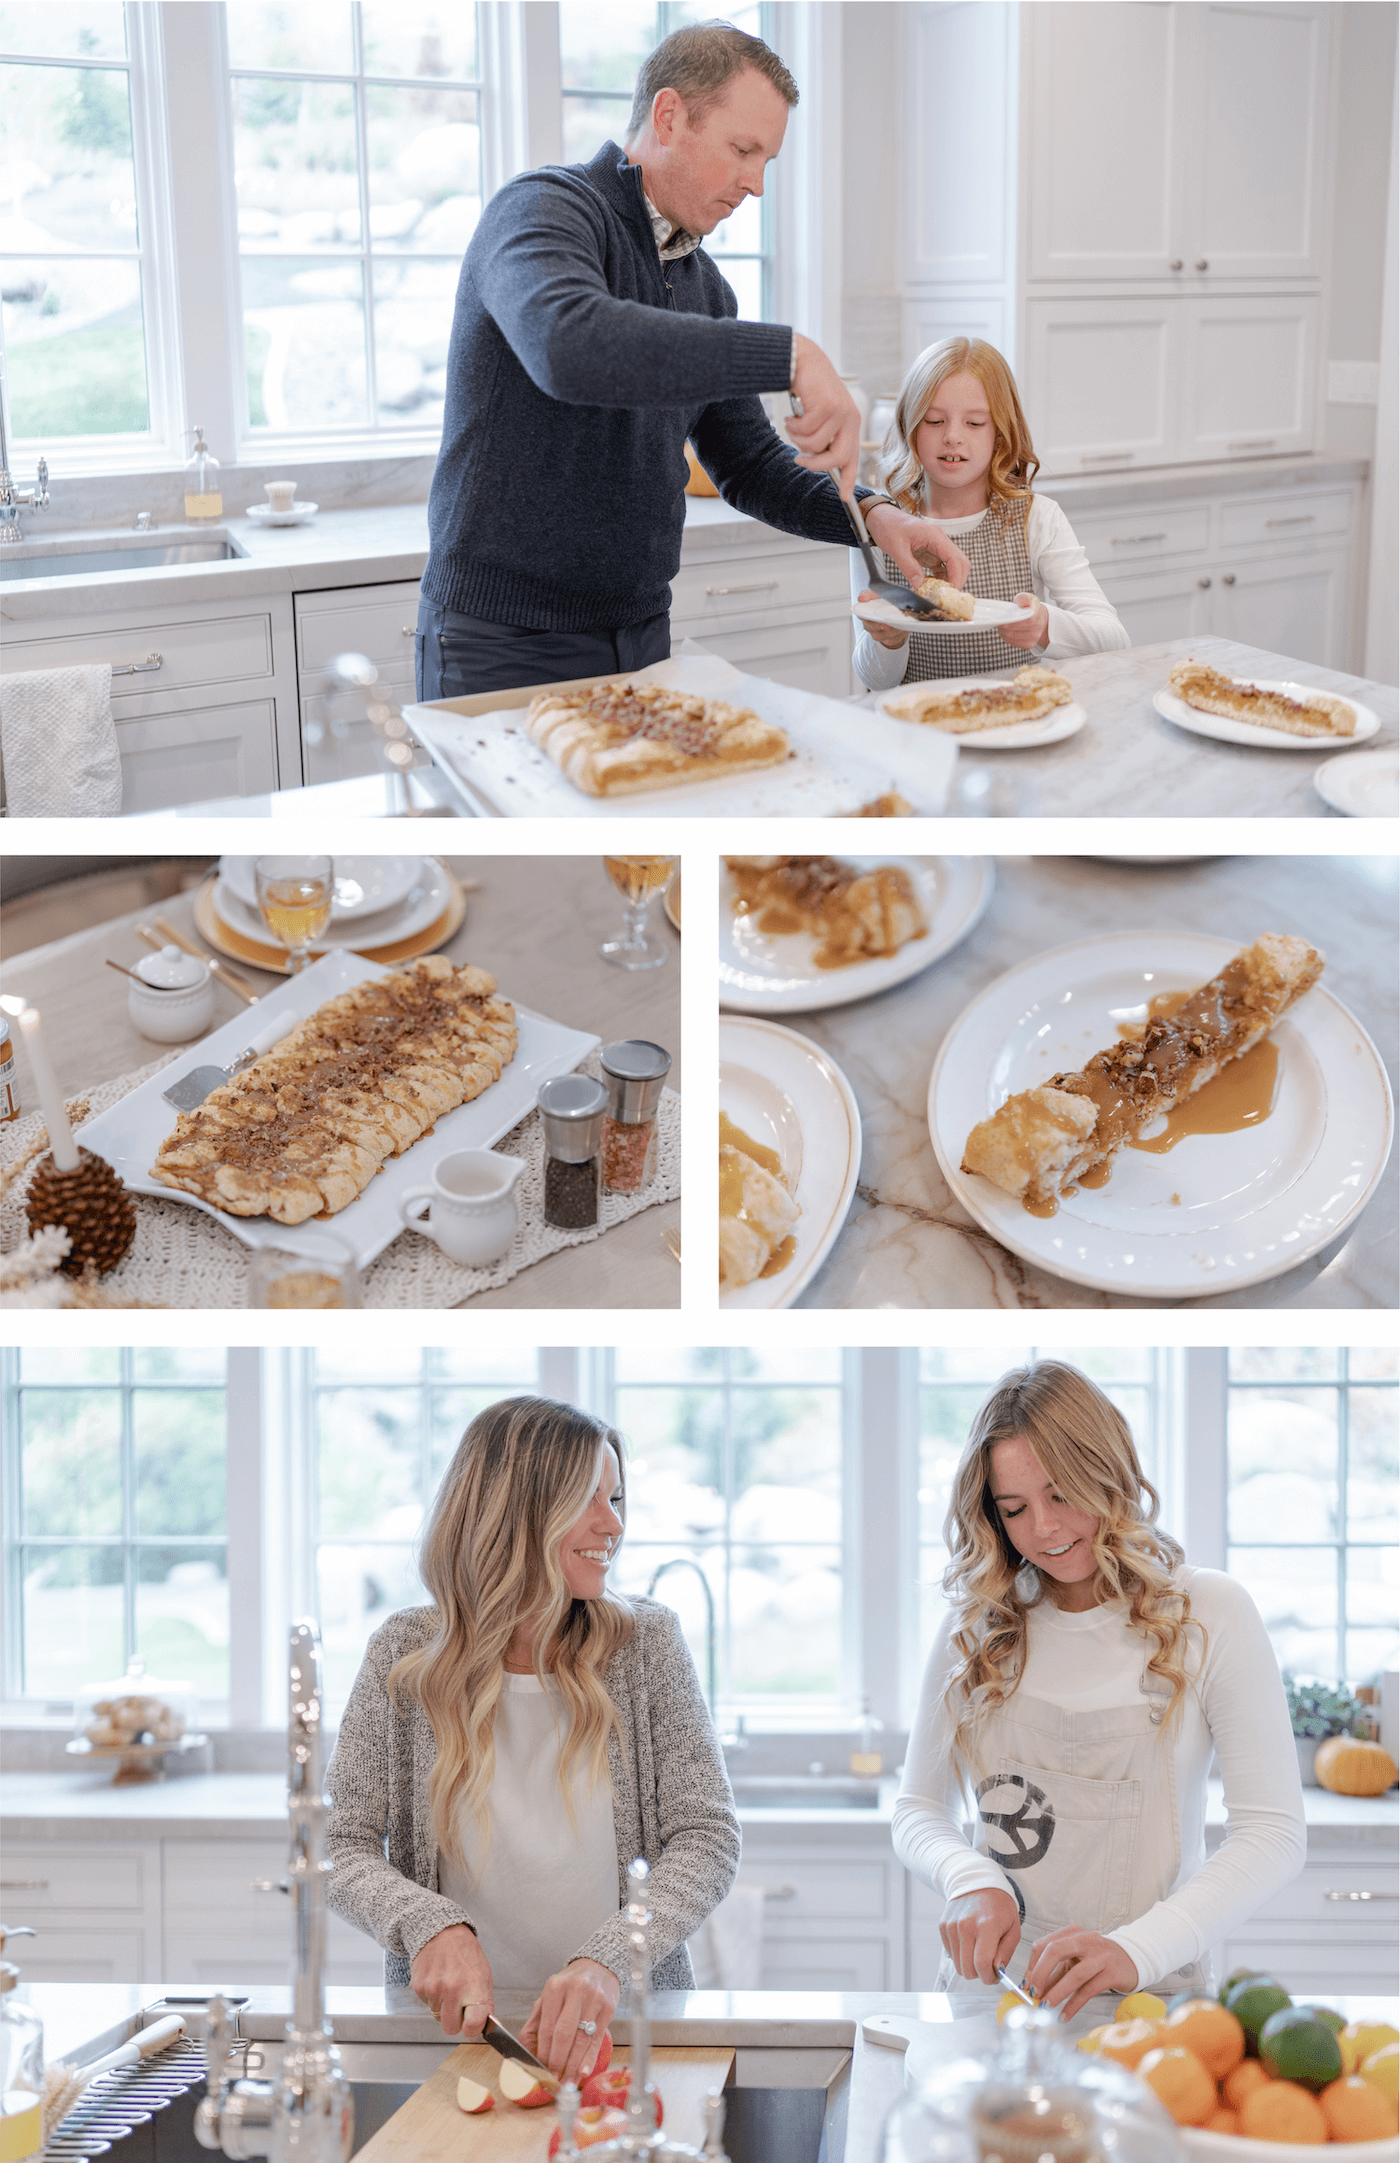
[193, 871, 467, 975]
[665, 874, 682, 933]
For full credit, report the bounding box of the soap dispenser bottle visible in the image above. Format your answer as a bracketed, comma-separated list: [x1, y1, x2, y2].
[183, 426, 222, 522]
[0, 1925, 44, 2163]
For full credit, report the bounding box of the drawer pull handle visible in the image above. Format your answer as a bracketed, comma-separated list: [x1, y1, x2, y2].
[1110, 533, 1168, 546]
[1323, 1889, 1399, 1902]
[250, 1877, 289, 1895]
[401, 626, 415, 636]
[1080, 452, 1133, 465]
[1229, 439, 1276, 452]
[1197, 577, 1212, 589]
[0, 1878, 49, 1890]
[1266, 514, 1315, 527]
[763, 1884, 797, 1900]
[111, 651, 163, 678]
[705, 580, 780, 596]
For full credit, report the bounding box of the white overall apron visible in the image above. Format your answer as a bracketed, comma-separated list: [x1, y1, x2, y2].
[936, 1642, 1213, 2032]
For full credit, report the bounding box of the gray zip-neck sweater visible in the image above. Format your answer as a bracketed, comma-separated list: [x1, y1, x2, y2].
[324, 1599, 739, 1993]
[422, 140, 866, 632]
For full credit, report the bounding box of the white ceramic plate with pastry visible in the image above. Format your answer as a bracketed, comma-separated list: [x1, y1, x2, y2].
[874, 676, 1086, 750]
[719, 1016, 862, 1310]
[1313, 747, 1399, 818]
[213, 858, 452, 953]
[926, 930, 1393, 1299]
[1152, 680, 1380, 751]
[855, 594, 1036, 635]
[220, 855, 424, 920]
[75, 949, 600, 1272]
[719, 856, 995, 1015]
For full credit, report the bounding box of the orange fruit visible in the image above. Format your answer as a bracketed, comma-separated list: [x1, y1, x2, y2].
[1319, 2074, 1400, 2143]
[1223, 2059, 1274, 2110]
[1238, 2080, 1329, 2144]
[1077, 2024, 1112, 2055]
[1097, 2017, 1163, 2070]
[1203, 2106, 1240, 2134]
[1137, 2046, 1217, 2127]
[1165, 2000, 1246, 2079]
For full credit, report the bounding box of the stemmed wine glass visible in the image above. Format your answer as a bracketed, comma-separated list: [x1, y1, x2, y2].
[598, 856, 678, 971]
[254, 856, 334, 973]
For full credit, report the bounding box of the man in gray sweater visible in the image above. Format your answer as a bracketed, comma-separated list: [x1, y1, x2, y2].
[416, 20, 969, 699]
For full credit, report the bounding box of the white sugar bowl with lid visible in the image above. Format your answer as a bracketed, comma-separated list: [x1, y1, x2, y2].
[127, 944, 217, 1041]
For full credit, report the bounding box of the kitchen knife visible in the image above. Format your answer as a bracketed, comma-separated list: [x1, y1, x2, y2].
[994, 1965, 1040, 2007]
[160, 1010, 299, 1111]
[481, 2014, 555, 2081]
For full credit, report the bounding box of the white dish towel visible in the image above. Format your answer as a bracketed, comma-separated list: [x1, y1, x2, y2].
[686, 1882, 767, 1990]
[1, 664, 123, 817]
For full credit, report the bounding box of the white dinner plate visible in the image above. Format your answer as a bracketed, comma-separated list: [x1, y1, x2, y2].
[75, 949, 600, 1271]
[874, 676, 1087, 750]
[244, 501, 319, 526]
[219, 855, 423, 921]
[719, 1016, 862, 1310]
[927, 930, 1393, 1299]
[718, 857, 995, 1014]
[855, 594, 1036, 635]
[1152, 679, 1380, 751]
[1313, 746, 1399, 818]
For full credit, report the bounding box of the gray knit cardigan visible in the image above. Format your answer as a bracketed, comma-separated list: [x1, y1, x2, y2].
[324, 1599, 740, 1992]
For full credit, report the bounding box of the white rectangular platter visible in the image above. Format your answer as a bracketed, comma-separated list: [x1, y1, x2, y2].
[75, 949, 601, 1270]
[403, 649, 958, 817]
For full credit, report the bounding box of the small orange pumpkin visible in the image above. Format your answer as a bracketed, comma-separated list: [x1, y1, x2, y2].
[1313, 1736, 1398, 1797]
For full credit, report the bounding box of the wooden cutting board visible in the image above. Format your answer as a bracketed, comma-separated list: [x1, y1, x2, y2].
[354, 2042, 734, 2161]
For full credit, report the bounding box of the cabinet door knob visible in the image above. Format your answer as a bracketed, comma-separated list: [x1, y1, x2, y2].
[401, 626, 415, 636]
[1195, 258, 1209, 271]
[1197, 577, 1212, 589]
[1222, 573, 1236, 586]
[1169, 258, 1183, 272]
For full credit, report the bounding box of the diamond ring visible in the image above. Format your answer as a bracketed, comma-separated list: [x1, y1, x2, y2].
[577, 2019, 597, 2036]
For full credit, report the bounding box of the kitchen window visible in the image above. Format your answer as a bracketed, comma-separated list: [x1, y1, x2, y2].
[0, 1346, 228, 1706]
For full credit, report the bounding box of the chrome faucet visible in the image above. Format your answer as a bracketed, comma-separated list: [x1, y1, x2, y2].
[0, 346, 48, 543]
[196, 1622, 353, 2163]
[644, 1559, 716, 1722]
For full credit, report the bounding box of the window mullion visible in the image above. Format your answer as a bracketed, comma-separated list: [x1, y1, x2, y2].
[121, 1350, 137, 1668]
[158, 2, 240, 457]
[352, 9, 378, 433]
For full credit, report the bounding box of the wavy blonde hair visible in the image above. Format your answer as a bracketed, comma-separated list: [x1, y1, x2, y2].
[881, 336, 1040, 529]
[388, 1395, 635, 1863]
[941, 1363, 1203, 1772]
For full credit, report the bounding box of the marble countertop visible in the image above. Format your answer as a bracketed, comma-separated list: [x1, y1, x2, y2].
[860, 635, 1397, 818]
[753, 853, 1398, 1309]
[0, 857, 680, 1310]
[1033, 451, 1368, 513]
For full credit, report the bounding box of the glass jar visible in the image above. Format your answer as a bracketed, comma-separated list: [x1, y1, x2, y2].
[0, 1931, 43, 2163]
[538, 1074, 608, 1229]
[599, 1040, 671, 1194]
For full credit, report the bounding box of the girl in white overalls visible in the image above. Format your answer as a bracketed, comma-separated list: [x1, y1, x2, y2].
[894, 1362, 1307, 2034]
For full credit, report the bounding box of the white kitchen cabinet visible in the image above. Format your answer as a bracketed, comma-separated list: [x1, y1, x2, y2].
[294, 579, 429, 787]
[670, 517, 856, 698]
[0, 1840, 160, 1981]
[162, 1840, 384, 1986]
[1024, 298, 1177, 475]
[904, 1, 1016, 288]
[673, 613, 856, 702]
[1216, 1856, 1400, 1998]
[1185, 3, 1331, 282]
[736, 1833, 905, 1994]
[1094, 563, 1214, 651]
[1179, 295, 1319, 464]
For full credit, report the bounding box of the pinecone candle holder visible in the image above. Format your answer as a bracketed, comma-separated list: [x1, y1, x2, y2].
[26, 1147, 136, 1277]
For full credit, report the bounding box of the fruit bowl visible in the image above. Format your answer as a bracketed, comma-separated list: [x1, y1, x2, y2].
[1183, 2132, 1398, 2163]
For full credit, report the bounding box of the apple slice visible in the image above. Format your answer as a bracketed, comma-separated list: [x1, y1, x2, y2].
[548, 2106, 628, 2156]
[455, 2077, 494, 2115]
[498, 2058, 554, 2108]
[580, 2066, 631, 2111]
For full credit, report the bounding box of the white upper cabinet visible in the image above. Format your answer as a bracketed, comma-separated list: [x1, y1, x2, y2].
[1025, 296, 1177, 470]
[1024, 1, 1330, 285]
[1179, 294, 1319, 461]
[904, 1, 1015, 286]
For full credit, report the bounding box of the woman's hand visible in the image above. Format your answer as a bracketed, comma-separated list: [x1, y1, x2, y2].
[863, 504, 972, 593]
[1023, 1927, 1138, 2020]
[997, 593, 1050, 650]
[857, 590, 912, 650]
[410, 1922, 495, 2038]
[939, 1888, 1022, 1984]
[520, 1957, 622, 2087]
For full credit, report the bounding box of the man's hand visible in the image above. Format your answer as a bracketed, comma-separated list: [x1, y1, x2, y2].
[787, 334, 861, 498]
[520, 1957, 622, 2087]
[939, 1888, 1022, 1985]
[410, 1922, 495, 2038]
[1023, 1927, 1138, 2021]
[863, 503, 972, 593]
[998, 593, 1050, 650]
[856, 590, 912, 649]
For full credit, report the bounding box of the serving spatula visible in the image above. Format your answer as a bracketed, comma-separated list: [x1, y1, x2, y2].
[787, 389, 944, 620]
[160, 1010, 299, 1111]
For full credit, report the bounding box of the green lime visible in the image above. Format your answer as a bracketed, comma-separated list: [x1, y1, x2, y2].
[1259, 2008, 1344, 2092]
[1219, 1966, 1266, 2004]
[1299, 2004, 1347, 2038]
[1224, 1978, 1292, 2054]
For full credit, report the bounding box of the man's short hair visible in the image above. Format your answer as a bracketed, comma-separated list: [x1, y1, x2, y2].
[626, 19, 798, 138]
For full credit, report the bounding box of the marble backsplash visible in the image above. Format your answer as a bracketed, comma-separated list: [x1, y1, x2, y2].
[34, 452, 438, 532]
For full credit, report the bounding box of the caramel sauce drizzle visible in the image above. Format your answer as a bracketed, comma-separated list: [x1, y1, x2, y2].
[718, 1113, 796, 1279]
[729, 857, 923, 968]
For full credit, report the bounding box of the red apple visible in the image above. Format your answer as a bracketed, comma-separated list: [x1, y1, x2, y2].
[454, 2076, 494, 2115]
[498, 2058, 554, 2108]
[548, 2106, 627, 2155]
[589, 2031, 614, 2079]
[580, 2067, 631, 2111]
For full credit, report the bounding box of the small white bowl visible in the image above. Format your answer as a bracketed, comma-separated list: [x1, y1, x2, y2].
[128, 945, 217, 1041]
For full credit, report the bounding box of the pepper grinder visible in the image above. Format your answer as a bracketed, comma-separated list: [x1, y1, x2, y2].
[599, 1041, 671, 1196]
[538, 1074, 609, 1230]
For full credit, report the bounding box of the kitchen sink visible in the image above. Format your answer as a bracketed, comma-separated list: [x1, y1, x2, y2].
[0, 535, 248, 580]
[730, 1774, 885, 1811]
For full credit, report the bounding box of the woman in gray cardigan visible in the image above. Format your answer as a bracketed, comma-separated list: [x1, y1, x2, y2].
[324, 1395, 738, 2088]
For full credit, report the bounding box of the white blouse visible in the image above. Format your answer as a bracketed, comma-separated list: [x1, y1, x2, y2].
[893, 1567, 1307, 1991]
[851, 495, 1129, 692]
[437, 1672, 618, 1993]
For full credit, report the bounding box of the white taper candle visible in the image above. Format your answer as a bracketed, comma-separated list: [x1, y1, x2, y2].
[17, 1006, 80, 1171]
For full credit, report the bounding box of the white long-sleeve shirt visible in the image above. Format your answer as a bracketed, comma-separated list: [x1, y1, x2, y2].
[851, 495, 1129, 693]
[892, 1566, 1308, 1991]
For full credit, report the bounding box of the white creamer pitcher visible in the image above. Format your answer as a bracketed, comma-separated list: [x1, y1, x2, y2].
[397, 1149, 523, 1267]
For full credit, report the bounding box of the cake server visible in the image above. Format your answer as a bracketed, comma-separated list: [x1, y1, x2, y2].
[160, 1010, 299, 1110]
[787, 388, 943, 619]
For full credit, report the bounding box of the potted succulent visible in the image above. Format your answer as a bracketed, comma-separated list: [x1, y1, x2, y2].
[1284, 1676, 1363, 1786]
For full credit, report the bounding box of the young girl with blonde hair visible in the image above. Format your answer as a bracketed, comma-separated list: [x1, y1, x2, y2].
[325, 1396, 737, 2086]
[893, 1363, 1305, 2031]
[853, 337, 1129, 690]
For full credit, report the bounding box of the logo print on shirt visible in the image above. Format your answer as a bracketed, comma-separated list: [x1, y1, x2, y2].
[975, 1772, 1056, 1869]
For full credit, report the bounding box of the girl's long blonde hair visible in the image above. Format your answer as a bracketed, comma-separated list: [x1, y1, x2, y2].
[388, 1395, 635, 1863]
[941, 1362, 1203, 1771]
[881, 336, 1040, 528]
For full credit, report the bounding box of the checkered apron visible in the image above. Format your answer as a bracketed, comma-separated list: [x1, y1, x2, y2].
[879, 502, 1033, 680]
